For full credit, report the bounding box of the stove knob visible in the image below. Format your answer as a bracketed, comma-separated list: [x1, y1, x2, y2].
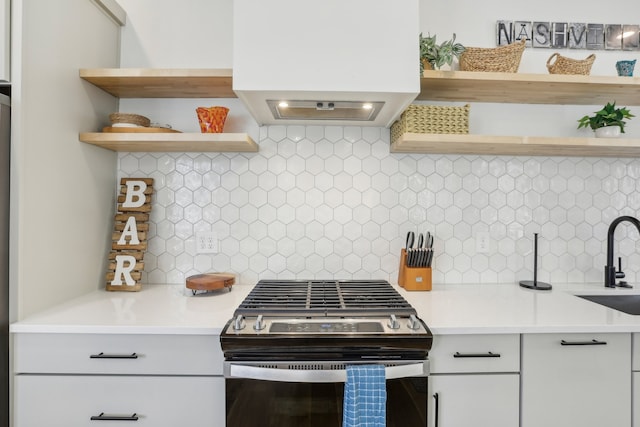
[388, 314, 400, 330]
[408, 314, 421, 330]
[233, 314, 245, 331]
[254, 315, 266, 331]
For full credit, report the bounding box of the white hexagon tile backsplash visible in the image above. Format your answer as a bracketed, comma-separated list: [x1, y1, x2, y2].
[118, 125, 640, 286]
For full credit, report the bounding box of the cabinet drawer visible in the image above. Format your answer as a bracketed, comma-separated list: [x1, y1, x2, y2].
[14, 375, 224, 427]
[429, 334, 520, 374]
[14, 333, 223, 375]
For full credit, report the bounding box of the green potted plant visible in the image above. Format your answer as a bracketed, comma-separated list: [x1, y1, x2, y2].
[577, 101, 634, 138]
[419, 33, 465, 73]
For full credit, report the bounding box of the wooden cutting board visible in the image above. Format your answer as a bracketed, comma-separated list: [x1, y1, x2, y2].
[186, 272, 235, 294]
[102, 126, 181, 133]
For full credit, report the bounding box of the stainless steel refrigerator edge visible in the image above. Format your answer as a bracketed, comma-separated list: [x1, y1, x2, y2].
[0, 93, 10, 427]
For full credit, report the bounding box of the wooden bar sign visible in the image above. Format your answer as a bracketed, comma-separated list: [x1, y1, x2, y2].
[105, 178, 154, 292]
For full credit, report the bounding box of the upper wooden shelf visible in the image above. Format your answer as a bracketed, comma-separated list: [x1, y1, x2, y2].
[79, 68, 236, 98]
[391, 133, 640, 158]
[81, 68, 640, 105]
[79, 132, 258, 152]
[418, 70, 640, 105]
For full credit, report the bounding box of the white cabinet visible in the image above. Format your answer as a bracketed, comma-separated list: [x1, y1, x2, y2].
[13, 333, 225, 427]
[14, 375, 224, 427]
[13, 333, 223, 375]
[427, 334, 520, 427]
[522, 333, 631, 427]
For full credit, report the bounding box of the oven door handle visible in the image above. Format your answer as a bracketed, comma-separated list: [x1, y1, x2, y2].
[226, 361, 428, 383]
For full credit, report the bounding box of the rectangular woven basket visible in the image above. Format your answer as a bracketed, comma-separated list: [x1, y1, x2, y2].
[391, 104, 470, 143]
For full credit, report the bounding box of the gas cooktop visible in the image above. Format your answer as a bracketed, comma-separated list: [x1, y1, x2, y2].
[221, 279, 432, 360]
[233, 279, 417, 318]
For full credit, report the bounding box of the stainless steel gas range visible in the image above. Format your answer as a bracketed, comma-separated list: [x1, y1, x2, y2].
[220, 279, 432, 427]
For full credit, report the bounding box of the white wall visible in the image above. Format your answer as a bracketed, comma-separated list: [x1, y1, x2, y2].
[114, 0, 640, 286]
[118, 0, 233, 68]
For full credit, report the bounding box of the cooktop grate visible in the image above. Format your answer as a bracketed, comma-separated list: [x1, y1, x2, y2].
[234, 279, 416, 317]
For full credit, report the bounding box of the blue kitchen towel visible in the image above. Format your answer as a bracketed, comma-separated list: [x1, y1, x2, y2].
[342, 364, 387, 427]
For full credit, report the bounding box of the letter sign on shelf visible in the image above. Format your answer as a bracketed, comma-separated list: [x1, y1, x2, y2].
[105, 178, 154, 292]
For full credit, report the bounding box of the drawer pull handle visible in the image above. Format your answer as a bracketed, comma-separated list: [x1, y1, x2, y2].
[433, 393, 439, 427]
[453, 351, 501, 358]
[90, 352, 138, 359]
[560, 339, 607, 346]
[90, 412, 138, 421]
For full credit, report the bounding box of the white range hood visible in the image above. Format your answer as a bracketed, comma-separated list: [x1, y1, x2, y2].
[233, 0, 420, 127]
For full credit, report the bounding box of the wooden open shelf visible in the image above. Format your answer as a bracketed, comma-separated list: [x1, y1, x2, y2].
[79, 68, 236, 98]
[79, 132, 258, 152]
[80, 68, 640, 157]
[80, 68, 640, 104]
[418, 70, 640, 105]
[391, 133, 640, 158]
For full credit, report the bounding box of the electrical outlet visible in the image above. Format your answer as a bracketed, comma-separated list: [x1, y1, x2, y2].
[476, 232, 490, 254]
[196, 232, 218, 254]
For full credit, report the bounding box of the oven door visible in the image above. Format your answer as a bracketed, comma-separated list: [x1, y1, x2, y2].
[224, 360, 428, 427]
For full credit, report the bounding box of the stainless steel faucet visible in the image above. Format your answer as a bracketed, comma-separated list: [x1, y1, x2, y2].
[605, 215, 640, 288]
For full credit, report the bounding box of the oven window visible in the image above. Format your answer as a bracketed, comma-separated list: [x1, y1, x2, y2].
[226, 377, 427, 427]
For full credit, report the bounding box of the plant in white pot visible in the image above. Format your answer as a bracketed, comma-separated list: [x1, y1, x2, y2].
[419, 33, 465, 74]
[577, 102, 634, 138]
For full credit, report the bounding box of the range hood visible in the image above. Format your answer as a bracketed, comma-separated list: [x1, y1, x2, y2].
[233, 0, 420, 127]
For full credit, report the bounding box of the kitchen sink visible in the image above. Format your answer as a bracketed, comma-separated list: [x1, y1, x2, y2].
[577, 294, 640, 315]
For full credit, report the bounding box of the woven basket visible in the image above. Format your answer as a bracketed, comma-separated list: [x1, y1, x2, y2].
[459, 38, 526, 73]
[546, 53, 596, 75]
[391, 104, 470, 143]
[109, 112, 151, 127]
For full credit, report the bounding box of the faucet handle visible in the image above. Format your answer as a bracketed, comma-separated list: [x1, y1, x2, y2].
[616, 257, 626, 279]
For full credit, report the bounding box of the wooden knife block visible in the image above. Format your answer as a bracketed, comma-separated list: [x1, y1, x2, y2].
[397, 248, 432, 291]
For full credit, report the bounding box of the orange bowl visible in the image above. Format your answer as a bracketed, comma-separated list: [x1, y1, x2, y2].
[196, 106, 229, 133]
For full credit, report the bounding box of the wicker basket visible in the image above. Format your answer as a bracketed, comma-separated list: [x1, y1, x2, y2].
[459, 38, 526, 73]
[546, 53, 596, 75]
[391, 104, 470, 143]
[109, 112, 151, 127]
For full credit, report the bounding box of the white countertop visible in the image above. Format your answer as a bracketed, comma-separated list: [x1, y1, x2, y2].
[10, 284, 253, 335]
[400, 282, 640, 334]
[11, 281, 640, 336]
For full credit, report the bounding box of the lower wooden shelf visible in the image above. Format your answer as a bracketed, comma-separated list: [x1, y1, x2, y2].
[391, 133, 640, 158]
[78, 132, 258, 152]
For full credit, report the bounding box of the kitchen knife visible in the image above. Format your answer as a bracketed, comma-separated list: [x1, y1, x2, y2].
[415, 233, 424, 267]
[405, 231, 415, 267]
[425, 232, 434, 267]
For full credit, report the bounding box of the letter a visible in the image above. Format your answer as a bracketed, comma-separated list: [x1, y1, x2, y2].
[117, 216, 140, 245]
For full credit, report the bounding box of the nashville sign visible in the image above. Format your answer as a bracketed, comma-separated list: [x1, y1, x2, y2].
[497, 21, 640, 51]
